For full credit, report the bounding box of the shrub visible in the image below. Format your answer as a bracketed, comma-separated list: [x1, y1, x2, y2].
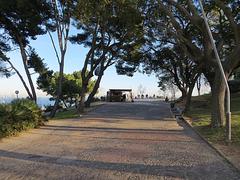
[0, 99, 45, 137]
[92, 97, 101, 102]
[229, 80, 240, 93]
[44, 104, 63, 113]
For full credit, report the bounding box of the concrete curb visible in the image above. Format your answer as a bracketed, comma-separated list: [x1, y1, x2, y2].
[170, 106, 240, 175]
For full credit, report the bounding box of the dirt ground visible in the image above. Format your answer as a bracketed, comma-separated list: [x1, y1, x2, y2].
[0, 101, 239, 179]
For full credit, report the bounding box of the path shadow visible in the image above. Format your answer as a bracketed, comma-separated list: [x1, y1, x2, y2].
[82, 116, 177, 121]
[39, 125, 201, 141]
[28, 131, 198, 143]
[0, 149, 233, 179]
[41, 125, 183, 133]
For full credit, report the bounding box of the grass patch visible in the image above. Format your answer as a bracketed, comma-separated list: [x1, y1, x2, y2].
[51, 102, 105, 120]
[186, 92, 240, 145]
[52, 108, 79, 120]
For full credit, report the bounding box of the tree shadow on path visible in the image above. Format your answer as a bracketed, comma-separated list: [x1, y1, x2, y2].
[0, 149, 238, 179]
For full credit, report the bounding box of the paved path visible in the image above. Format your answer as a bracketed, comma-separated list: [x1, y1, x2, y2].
[0, 101, 239, 180]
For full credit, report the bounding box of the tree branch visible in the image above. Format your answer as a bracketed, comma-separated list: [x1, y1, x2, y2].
[48, 30, 61, 64]
[214, 0, 240, 44]
[6, 59, 33, 99]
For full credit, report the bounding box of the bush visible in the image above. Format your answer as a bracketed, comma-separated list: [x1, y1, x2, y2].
[44, 104, 63, 113]
[229, 80, 240, 93]
[92, 97, 101, 102]
[0, 99, 45, 137]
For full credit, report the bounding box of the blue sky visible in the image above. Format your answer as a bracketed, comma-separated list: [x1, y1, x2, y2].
[0, 30, 161, 98]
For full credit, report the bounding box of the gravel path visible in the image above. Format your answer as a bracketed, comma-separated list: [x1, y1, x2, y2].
[0, 101, 239, 180]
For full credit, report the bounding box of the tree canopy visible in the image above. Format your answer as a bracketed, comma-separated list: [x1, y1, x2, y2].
[0, 0, 51, 102]
[117, 0, 240, 127]
[37, 70, 95, 108]
[69, 0, 145, 111]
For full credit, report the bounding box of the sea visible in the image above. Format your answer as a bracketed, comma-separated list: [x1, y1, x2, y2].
[0, 96, 54, 108]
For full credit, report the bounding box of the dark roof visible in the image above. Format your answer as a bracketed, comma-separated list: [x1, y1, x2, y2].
[109, 89, 132, 92]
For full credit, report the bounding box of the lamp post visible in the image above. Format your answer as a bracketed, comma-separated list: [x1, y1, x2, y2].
[198, 0, 231, 141]
[15, 90, 19, 99]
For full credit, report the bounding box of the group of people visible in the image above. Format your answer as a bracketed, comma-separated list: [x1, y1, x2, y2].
[136, 94, 156, 99]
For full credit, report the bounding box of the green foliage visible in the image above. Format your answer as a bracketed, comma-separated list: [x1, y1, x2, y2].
[0, 0, 51, 46]
[37, 71, 96, 107]
[68, 0, 145, 111]
[115, 61, 137, 77]
[0, 99, 45, 138]
[139, 0, 240, 126]
[28, 48, 48, 74]
[0, 61, 11, 78]
[0, 34, 12, 78]
[71, 0, 144, 75]
[52, 101, 104, 120]
[0, 0, 52, 101]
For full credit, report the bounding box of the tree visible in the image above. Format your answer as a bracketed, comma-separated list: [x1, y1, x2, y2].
[0, 35, 12, 78]
[0, 0, 51, 102]
[37, 71, 95, 108]
[118, 2, 201, 111]
[148, 46, 200, 111]
[233, 68, 240, 80]
[47, 0, 73, 117]
[137, 84, 146, 97]
[196, 74, 204, 96]
[228, 68, 240, 93]
[71, 0, 144, 112]
[0, 61, 10, 78]
[143, 0, 240, 127]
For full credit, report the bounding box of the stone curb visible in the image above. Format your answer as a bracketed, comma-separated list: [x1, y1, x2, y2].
[170, 106, 240, 175]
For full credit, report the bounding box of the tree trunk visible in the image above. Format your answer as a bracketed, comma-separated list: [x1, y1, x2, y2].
[6, 59, 33, 99]
[85, 72, 103, 107]
[18, 40, 37, 102]
[211, 70, 226, 128]
[50, 60, 64, 117]
[197, 77, 201, 96]
[184, 85, 195, 112]
[197, 88, 201, 96]
[181, 89, 187, 101]
[78, 81, 88, 113]
[176, 88, 187, 103]
[62, 100, 68, 109]
[47, 4, 70, 117]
